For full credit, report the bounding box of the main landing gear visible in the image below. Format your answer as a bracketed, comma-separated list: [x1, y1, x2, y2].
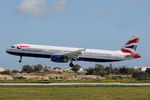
[69, 61, 74, 67]
[19, 56, 22, 63]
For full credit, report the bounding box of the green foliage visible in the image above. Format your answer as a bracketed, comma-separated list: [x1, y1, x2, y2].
[119, 66, 129, 74]
[71, 64, 81, 72]
[132, 72, 150, 80]
[85, 65, 150, 80]
[86, 67, 96, 75]
[119, 66, 136, 75]
[22, 64, 49, 73]
[22, 65, 34, 73]
[113, 67, 120, 74]
[0, 85, 150, 100]
[105, 66, 113, 74]
[145, 68, 150, 76]
[2, 64, 150, 81]
[11, 70, 19, 73]
[86, 65, 109, 77]
[0, 70, 11, 75]
[34, 64, 43, 72]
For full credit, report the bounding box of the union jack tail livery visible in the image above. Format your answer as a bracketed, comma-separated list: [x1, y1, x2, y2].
[121, 36, 141, 58]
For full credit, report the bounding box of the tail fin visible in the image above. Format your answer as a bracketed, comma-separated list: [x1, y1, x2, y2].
[121, 36, 140, 54]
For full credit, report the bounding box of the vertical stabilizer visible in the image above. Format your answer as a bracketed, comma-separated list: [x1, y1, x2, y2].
[121, 36, 140, 54]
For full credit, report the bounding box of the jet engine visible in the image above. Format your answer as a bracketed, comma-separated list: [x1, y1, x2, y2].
[51, 55, 68, 62]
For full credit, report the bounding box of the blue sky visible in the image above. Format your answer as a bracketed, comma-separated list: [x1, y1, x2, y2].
[0, 0, 150, 69]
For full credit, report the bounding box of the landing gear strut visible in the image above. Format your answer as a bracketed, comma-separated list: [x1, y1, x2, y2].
[69, 61, 74, 67]
[19, 56, 22, 63]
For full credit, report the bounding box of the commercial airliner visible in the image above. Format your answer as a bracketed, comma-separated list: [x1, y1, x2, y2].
[6, 36, 141, 67]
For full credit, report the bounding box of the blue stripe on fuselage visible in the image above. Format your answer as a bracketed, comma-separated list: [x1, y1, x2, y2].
[6, 51, 121, 62]
[77, 57, 121, 62]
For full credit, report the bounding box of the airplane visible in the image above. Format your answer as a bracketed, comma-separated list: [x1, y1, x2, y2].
[6, 36, 141, 67]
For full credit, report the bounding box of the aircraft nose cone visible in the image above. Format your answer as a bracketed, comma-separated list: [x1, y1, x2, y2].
[133, 54, 141, 58]
[6, 49, 11, 54]
[6, 49, 9, 53]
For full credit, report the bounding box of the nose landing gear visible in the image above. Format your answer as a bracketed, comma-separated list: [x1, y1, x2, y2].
[19, 56, 22, 63]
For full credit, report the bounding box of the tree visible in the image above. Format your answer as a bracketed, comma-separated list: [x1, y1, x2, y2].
[119, 66, 129, 75]
[113, 67, 120, 74]
[99, 69, 107, 77]
[22, 65, 33, 73]
[127, 68, 137, 74]
[86, 68, 96, 75]
[34, 64, 43, 72]
[0, 70, 11, 75]
[71, 64, 81, 72]
[105, 66, 113, 74]
[95, 66, 107, 76]
[11, 70, 19, 73]
[85, 65, 108, 76]
[132, 72, 149, 80]
[95, 64, 105, 69]
[145, 68, 150, 76]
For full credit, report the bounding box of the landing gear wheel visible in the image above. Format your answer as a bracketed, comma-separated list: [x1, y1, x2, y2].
[69, 62, 74, 67]
[19, 56, 22, 63]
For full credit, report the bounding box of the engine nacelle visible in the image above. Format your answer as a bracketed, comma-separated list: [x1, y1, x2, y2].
[51, 55, 68, 63]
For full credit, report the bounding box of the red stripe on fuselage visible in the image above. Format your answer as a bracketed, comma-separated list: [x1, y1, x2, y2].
[121, 48, 133, 54]
[126, 38, 139, 45]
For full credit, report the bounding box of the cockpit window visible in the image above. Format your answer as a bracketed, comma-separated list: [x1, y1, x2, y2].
[11, 46, 15, 48]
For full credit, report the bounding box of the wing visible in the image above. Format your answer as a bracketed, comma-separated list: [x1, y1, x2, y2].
[63, 49, 85, 60]
[53, 49, 85, 60]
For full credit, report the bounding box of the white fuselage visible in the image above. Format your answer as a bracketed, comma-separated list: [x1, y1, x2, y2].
[6, 44, 134, 62]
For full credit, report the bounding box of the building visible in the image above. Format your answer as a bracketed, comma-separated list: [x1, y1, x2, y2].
[135, 67, 150, 72]
[0, 68, 5, 72]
